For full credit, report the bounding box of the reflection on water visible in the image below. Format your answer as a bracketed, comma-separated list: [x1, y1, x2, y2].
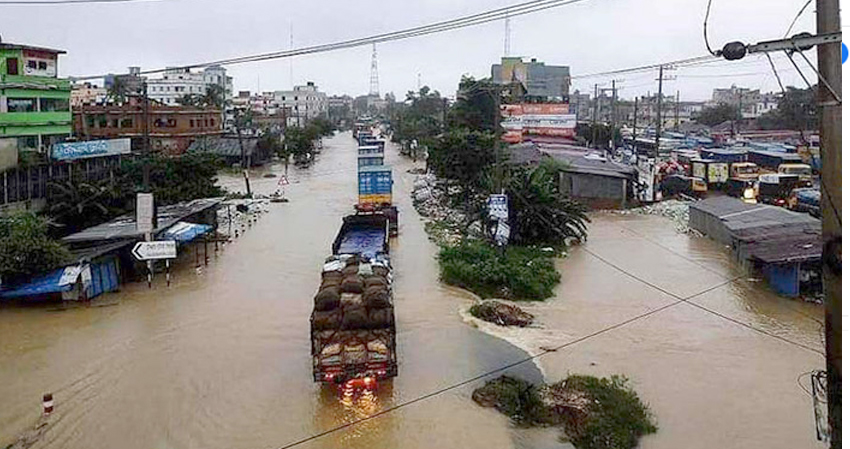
[313, 382, 396, 449]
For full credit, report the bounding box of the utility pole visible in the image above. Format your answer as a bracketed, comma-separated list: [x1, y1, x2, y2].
[142, 79, 150, 191]
[592, 83, 598, 148]
[817, 0, 841, 446]
[610, 80, 617, 151]
[632, 97, 638, 152]
[674, 90, 680, 131]
[654, 65, 663, 160]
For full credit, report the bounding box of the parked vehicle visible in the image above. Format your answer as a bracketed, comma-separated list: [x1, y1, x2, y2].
[788, 188, 821, 218]
[311, 214, 397, 386]
[728, 162, 759, 181]
[756, 173, 800, 206]
[690, 158, 729, 188]
[777, 163, 813, 186]
[660, 175, 707, 198]
[747, 149, 804, 170]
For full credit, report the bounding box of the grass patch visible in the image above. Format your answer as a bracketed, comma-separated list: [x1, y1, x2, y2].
[472, 375, 657, 449]
[438, 240, 560, 301]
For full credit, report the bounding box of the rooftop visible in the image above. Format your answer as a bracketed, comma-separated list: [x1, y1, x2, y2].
[62, 198, 223, 244]
[0, 42, 66, 55]
[540, 147, 636, 180]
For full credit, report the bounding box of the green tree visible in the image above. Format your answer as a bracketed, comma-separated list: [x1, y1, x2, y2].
[107, 77, 133, 105]
[46, 178, 124, 234]
[428, 129, 498, 186]
[695, 103, 740, 127]
[757, 86, 818, 132]
[500, 160, 589, 245]
[0, 211, 71, 284]
[449, 75, 501, 132]
[118, 153, 226, 205]
[390, 86, 446, 156]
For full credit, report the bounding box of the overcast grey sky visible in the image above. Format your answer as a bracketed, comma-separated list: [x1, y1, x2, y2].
[0, 0, 821, 101]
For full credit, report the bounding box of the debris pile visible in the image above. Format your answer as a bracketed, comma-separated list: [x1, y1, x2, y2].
[469, 300, 535, 327]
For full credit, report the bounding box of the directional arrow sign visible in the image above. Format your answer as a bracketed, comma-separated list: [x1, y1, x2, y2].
[132, 241, 177, 261]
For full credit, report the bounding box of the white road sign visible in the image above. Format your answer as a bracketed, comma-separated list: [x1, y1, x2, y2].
[488, 194, 509, 220]
[278, 175, 289, 186]
[136, 193, 154, 233]
[132, 241, 177, 261]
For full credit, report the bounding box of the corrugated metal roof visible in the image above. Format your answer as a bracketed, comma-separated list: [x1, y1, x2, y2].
[62, 198, 223, 244]
[507, 143, 545, 165]
[542, 149, 636, 180]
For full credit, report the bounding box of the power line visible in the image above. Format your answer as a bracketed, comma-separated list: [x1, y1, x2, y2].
[0, 0, 159, 4]
[276, 273, 742, 449]
[703, 0, 720, 56]
[784, 0, 814, 38]
[580, 247, 824, 355]
[71, 0, 592, 81]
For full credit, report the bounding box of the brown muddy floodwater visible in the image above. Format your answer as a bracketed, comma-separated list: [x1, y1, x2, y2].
[0, 132, 824, 449]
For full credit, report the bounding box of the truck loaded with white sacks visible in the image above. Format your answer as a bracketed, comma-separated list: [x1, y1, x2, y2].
[310, 214, 397, 386]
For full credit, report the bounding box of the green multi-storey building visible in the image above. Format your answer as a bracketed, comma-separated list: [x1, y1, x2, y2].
[0, 41, 71, 171]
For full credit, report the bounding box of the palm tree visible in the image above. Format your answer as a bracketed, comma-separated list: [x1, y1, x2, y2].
[107, 77, 132, 105]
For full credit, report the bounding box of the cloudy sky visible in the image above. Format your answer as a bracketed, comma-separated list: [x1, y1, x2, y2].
[0, 0, 822, 101]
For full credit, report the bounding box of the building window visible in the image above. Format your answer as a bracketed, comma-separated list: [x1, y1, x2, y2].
[7, 98, 36, 112]
[6, 57, 18, 75]
[210, 118, 215, 126]
[190, 119, 195, 127]
[27, 60, 37, 70]
[17, 136, 38, 151]
[38, 61, 47, 71]
[39, 98, 70, 112]
[120, 118, 133, 128]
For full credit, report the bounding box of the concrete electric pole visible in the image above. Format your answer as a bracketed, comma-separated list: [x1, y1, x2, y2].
[654, 65, 663, 160]
[816, 1, 841, 447]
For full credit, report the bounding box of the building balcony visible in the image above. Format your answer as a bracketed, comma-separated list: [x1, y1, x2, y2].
[0, 111, 72, 127]
[0, 74, 71, 91]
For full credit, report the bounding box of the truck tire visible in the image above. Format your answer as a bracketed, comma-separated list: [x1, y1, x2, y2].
[340, 276, 365, 294]
[314, 287, 341, 311]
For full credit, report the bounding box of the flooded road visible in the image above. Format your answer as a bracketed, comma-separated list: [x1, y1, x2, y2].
[0, 133, 540, 449]
[0, 132, 824, 449]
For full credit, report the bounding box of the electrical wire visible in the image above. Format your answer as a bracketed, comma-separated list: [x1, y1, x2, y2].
[70, 0, 592, 81]
[276, 273, 742, 449]
[765, 53, 786, 93]
[703, 0, 720, 56]
[580, 247, 824, 355]
[0, 0, 158, 3]
[784, 0, 814, 38]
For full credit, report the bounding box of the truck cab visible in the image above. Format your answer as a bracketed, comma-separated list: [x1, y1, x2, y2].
[777, 163, 813, 186]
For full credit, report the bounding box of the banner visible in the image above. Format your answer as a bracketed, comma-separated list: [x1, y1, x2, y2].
[52, 139, 131, 161]
[500, 103, 576, 141]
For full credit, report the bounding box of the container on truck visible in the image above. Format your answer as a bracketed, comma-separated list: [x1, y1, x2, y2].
[358, 154, 384, 168]
[756, 173, 800, 206]
[311, 214, 397, 386]
[690, 158, 729, 187]
[699, 148, 748, 164]
[358, 145, 384, 156]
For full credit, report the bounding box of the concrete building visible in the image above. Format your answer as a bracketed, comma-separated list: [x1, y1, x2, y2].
[272, 82, 328, 127]
[0, 41, 71, 170]
[104, 67, 146, 98]
[710, 85, 779, 119]
[74, 98, 222, 155]
[146, 66, 233, 106]
[71, 82, 108, 107]
[491, 57, 570, 101]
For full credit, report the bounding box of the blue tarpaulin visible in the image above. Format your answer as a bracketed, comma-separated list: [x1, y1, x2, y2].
[0, 266, 80, 299]
[337, 229, 386, 258]
[159, 222, 212, 244]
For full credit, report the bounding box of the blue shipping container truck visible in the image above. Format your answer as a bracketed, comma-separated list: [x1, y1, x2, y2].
[358, 155, 384, 168]
[358, 145, 384, 156]
[358, 165, 393, 204]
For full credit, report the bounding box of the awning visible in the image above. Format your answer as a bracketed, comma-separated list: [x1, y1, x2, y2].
[159, 221, 213, 244]
[0, 265, 82, 299]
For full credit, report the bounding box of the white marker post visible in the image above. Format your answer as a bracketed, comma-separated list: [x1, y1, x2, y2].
[137, 193, 155, 288]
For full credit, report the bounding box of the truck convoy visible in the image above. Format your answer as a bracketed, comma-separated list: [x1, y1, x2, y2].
[310, 123, 399, 387]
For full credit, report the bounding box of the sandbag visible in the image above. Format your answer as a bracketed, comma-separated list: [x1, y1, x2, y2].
[341, 307, 370, 330]
[364, 286, 391, 309]
[312, 310, 342, 331]
[340, 276, 365, 294]
[364, 275, 388, 289]
[322, 270, 344, 282]
[342, 265, 360, 276]
[368, 308, 394, 329]
[314, 287, 340, 311]
[340, 293, 363, 308]
[372, 265, 390, 278]
[320, 278, 341, 290]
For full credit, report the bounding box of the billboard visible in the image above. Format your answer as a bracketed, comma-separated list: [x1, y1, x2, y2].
[52, 139, 131, 161]
[500, 103, 577, 142]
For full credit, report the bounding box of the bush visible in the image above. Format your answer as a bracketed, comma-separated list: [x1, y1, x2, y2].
[438, 240, 560, 301]
[562, 375, 658, 449]
[0, 211, 71, 283]
[472, 375, 657, 449]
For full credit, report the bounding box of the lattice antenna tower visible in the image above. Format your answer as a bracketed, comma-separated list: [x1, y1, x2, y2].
[369, 44, 380, 97]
